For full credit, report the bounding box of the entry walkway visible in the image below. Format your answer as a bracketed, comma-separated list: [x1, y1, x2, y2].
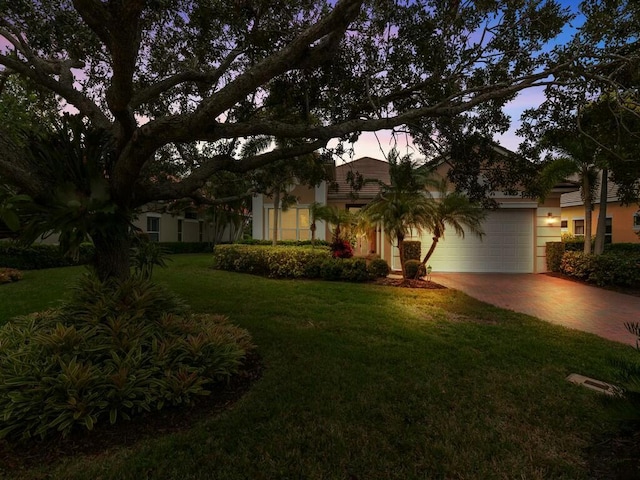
[433, 273, 640, 346]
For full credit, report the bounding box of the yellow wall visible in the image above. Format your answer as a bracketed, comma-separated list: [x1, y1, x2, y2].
[562, 203, 640, 243]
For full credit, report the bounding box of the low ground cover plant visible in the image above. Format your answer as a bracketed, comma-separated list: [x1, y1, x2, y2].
[0, 267, 23, 284]
[0, 273, 252, 441]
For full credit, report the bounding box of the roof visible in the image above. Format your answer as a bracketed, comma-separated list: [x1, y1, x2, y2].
[328, 157, 390, 201]
[561, 173, 623, 207]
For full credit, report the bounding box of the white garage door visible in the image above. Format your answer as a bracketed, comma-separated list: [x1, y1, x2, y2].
[394, 209, 534, 273]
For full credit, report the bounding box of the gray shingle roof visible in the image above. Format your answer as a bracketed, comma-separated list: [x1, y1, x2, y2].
[328, 157, 389, 201]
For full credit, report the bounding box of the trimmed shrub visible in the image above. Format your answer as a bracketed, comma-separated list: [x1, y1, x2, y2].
[330, 239, 354, 258]
[0, 274, 252, 441]
[404, 259, 426, 279]
[159, 242, 212, 254]
[0, 268, 23, 284]
[605, 243, 640, 255]
[402, 241, 421, 262]
[368, 258, 390, 278]
[546, 242, 565, 272]
[213, 245, 331, 279]
[0, 242, 94, 270]
[589, 253, 640, 287]
[560, 251, 595, 280]
[212, 245, 373, 282]
[235, 239, 330, 247]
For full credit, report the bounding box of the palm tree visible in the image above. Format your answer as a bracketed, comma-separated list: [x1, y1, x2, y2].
[418, 179, 486, 275]
[364, 152, 435, 278]
[537, 131, 600, 254]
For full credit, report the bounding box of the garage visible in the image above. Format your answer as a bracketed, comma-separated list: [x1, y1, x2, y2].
[392, 209, 535, 273]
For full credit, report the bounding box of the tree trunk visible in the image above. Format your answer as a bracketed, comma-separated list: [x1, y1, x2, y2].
[272, 187, 281, 247]
[594, 168, 608, 255]
[398, 234, 406, 279]
[310, 222, 316, 247]
[91, 224, 132, 282]
[583, 171, 593, 254]
[419, 236, 440, 276]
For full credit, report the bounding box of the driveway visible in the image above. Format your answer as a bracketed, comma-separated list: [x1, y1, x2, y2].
[434, 273, 640, 346]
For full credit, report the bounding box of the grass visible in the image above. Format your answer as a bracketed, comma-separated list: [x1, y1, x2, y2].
[0, 254, 637, 479]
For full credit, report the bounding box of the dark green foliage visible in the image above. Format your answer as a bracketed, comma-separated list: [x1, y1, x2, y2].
[560, 251, 596, 280]
[402, 241, 421, 262]
[605, 243, 640, 255]
[367, 258, 390, 278]
[213, 245, 372, 282]
[130, 241, 170, 280]
[589, 254, 640, 287]
[235, 239, 330, 247]
[0, 242, 94, 269]
[0, 274, 251, 441]
[611, 323, 640, 419]
[546, 242, 565, 272]
[404, 259, 426, 279]
[213, 245, 331, 278]
[0, 267, 23, 284]
[159, 242, 213, 254]
[330, 239, 354, 258]
[560, 251, 640, 287]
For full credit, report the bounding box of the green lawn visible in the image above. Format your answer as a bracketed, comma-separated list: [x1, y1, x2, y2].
[0, 254, 636, 479]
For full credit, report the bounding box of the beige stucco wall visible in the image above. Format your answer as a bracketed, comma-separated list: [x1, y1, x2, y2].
[562, 203, 640, 244]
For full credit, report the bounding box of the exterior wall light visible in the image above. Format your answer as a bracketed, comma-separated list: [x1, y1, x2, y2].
[546, 212, 555, 225]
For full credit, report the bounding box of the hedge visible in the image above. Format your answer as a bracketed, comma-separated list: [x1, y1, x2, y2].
[212, 244, 376, 282]
[560, 251, 640, 287]
[545, 242, 565, 272]
[0, 241, 215, 270]
[0, 243, 95, 270]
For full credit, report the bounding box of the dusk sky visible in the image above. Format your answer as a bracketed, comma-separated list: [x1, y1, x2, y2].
[0, 1, 587, 163]
[347, 0, 585, 162]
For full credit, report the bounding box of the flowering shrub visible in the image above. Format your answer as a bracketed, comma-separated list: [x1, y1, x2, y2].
[330, 240, 353, 259]
[0, 268, 23, 284]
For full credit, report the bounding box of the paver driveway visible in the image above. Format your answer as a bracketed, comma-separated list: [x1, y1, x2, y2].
[434, 273, 640, 346]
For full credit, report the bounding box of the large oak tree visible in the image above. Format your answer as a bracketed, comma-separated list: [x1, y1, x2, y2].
[0, 0, 634, 280]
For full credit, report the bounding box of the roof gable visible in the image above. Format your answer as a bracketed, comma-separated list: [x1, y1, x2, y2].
[329, 157, 390, 200]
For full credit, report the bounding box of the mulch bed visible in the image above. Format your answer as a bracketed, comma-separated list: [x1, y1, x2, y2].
[0, 351, 264, 474]
[373, 277, 447, 289]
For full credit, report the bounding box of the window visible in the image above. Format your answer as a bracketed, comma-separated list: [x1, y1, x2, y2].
[178, 219, 183, 242]
[184, 210, 198, 220]
[574, 219, 584, 236]
[605, 217, 612, 244]
[267, 207, 310, 241]
[147, 216, 160, 242]
[560, 220, 568, 229]
[634, 211, 640, 231]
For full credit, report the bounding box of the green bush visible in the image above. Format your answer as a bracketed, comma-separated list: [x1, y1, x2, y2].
[0, 267, 23, 284]
[404, 259, 426, 279]
[213, 245, 373, 282]
[560, 251, 595, 280]
[605, 243, 640, 255]
[560, 251, 640, 287]
[213, 245, 331, 279]
[545, 242, 565, 272]
[0, 274, 252, 441]
[235, 239, 330, 247]
[368, 258, 390, 278]
[0, 242, 94, 270]
[158, 242, 213, 254]
[402, 241, 421, 262]
[589, 253, 640, 287]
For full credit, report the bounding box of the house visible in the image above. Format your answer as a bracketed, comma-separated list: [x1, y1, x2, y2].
[561, 180, 640, 244]
[252, 155, 577, 273]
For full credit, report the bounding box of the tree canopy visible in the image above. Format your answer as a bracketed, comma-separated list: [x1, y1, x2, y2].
[0, 0, 638, 279]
